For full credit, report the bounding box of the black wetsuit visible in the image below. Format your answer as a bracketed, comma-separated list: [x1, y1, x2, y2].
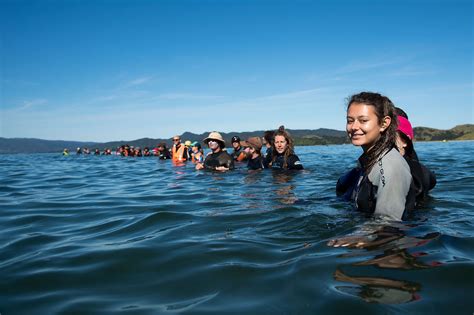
[264, 152, 303, 170]
[404, 157, 436, 202]
[158, 150, 171, 160]
[247, 156, 265, 170]
[231, 147, 243, 160]
[203, 150, 235, 170]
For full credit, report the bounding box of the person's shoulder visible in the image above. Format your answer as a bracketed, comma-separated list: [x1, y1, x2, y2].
[383, 148, 410, 169]
[288, 153, 303, 169]
[217, 150, 232, 158]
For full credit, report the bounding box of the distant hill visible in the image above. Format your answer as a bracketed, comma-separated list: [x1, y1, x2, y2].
[0, 138, 99, 154]
[1, 124, 472, 154]
[0, 128, 348, 154]
[414, 124, 474, 141]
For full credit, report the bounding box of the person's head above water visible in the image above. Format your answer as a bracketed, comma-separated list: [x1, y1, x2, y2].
[346, 92, 398, 169]
[231, 136, 241, 149]
[172, 136, 181, 145]
[263, 130, 275, 148]
[396, 115, 417, 159]
[272, 125, 295, 155]
[203, 131, 226, 151]
[241, 137, 263, 155]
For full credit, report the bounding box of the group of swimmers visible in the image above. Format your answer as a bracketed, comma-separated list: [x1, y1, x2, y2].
[64, 91, 436, 222]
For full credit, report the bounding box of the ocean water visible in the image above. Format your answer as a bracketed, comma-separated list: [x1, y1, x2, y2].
[1, 141, 473, 315]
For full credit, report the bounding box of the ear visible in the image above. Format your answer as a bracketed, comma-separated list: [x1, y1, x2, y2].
[379, 116, 391, 132]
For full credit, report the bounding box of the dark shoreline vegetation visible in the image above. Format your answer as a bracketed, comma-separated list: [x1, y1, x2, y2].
[1, 124, 473, 154]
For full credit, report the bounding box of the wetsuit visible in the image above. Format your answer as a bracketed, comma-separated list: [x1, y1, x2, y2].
[247, 156, 265, 170]
[231, 146, 247, 161]
[264, 152, 303, 170]
[336, 148, 414, 221]
[158, 150, 171, 160]
[203, 150, 235, 170]
[404, 157, 436, 202]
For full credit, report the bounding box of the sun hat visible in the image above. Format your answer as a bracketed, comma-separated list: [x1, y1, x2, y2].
[203, 131, 226, 146]
[231, 136, 241, 143]
[397, 116, 414, 141]
[184, 140, 192, 147]
[241, 137, 263, 151]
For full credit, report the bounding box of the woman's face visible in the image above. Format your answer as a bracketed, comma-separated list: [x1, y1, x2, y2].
[346, 102, 389, 151]
[274, 135, 288, 154]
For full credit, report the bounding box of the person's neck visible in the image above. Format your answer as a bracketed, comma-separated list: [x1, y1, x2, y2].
[212, 147, 222, 153]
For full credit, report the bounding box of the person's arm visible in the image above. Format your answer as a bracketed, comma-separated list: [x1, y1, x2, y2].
[288, 155, 303, 170]
[237, 151, 247, 162]
[336, 167, 361, 196]
[371, 153, 412, 221]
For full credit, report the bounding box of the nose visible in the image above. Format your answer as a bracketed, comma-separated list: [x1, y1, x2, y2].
[350, 120, 360, 131]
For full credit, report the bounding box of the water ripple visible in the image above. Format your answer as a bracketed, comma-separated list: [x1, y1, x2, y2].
[0, 142, 473, 314]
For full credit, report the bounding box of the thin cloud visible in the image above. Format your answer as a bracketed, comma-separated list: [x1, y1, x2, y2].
[334, 55, 413, 75]
[18, 99, 47, 110]
[389, 67, 436, 77]
[126, 76, 153, 87]
[157, 93, 225, 100]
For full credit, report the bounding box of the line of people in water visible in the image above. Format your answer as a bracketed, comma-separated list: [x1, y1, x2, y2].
[66, 125, 304, 172]
[64, 91, 436, 222]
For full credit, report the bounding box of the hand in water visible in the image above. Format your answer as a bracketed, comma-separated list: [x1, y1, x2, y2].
[215, 166, 229, 172]
[327, 235, 377, 248]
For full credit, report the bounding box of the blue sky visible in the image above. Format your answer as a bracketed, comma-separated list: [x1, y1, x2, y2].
[1, 0, 472, 142]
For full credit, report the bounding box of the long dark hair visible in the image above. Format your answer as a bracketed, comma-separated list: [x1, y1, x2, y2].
[272, 125, 295, 169]
[347, 92, 398, 171]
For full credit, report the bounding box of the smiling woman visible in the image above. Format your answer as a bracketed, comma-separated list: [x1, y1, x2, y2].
[337, 92, 415, 221]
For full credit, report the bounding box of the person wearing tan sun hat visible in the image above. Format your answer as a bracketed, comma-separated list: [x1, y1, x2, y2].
[196, 132, 234, 171]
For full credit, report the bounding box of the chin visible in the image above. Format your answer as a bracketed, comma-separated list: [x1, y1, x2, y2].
[351, 139, 364, 146]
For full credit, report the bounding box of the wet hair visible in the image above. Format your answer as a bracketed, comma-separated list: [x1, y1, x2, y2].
[394, 107, 409, 119]
[263, 130, 275, 145]
[272, 125, 295, 169]
[347, 92, 398, 171]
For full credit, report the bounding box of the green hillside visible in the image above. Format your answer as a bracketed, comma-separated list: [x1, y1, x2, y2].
[414, 124, 474, 141]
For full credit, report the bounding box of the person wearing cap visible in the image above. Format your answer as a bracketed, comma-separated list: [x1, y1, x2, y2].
[171, 136, 189, 162]
[196, 132, 234, 171]
[264, 126, 303, 170]
[395, 110, 436, 202]
[184, 140, 193, 157]
[241, 137, 265, 170]
[190, 141, 204, 163]
[230, 136, 248, 162]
